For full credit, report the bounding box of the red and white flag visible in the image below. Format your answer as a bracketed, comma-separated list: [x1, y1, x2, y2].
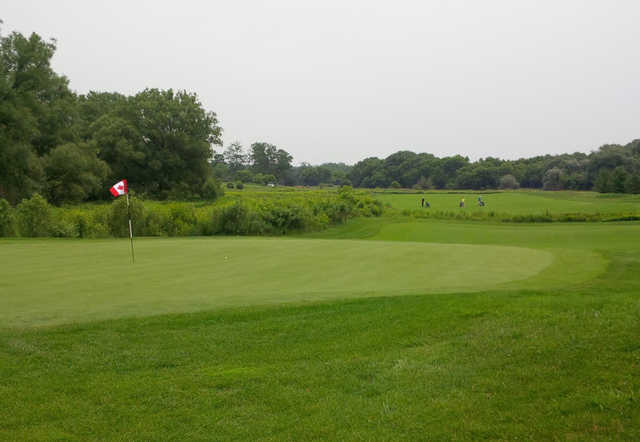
[109, 179, 128, 197]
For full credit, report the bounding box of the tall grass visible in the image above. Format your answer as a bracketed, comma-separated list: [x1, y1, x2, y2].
[0, 187, 383, 238]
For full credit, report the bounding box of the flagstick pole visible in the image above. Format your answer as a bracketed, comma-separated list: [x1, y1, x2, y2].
[126, 193, 135, 264]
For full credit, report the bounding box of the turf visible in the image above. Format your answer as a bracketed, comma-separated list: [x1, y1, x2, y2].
[1, 238, 554, 327]
[374, 189, 640, 214]
[1, 211, 640, 439]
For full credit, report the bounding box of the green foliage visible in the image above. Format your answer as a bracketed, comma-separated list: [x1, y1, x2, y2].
[236, 169, 253, 183]
[611, 167, 629, 193]
[499, 174, 519, 189]
[0, 28, 72, 204]
[163, 203, 198, 236]
[250, 142, 292, 182]
[594, 169, 612, 193]
[201, 177, 223, 201]
[16, 193, 51, 236]
[223, 141, 248, 172]
[43, 142, 110, 204]
[235, 182, 244, 190]
[625, 173, 640, 194]
[0, 198, 15, 236]
[108, 196, 145, 237]
[543, 167, 566, 190]
[211, 202, 254, 234]
[22, 187, 384, 238]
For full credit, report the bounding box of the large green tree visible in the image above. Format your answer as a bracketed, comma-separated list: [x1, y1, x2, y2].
[250, 142, 292, 182]
[43, 142, 109, 204]
[86, 89, 222, 197]
[0, 28, 77, 203]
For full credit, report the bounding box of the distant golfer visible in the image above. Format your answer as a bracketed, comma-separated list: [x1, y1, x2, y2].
[425, 201, 430, 208]
[478, 196, 485, 207]
[421, 198, 425, 207]
[459, 198, 465, 208]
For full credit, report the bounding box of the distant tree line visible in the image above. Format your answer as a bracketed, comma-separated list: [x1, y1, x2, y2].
[212, 141, 639, 194]
[2, 25, 639, 207]
[341, 143, 640, 193]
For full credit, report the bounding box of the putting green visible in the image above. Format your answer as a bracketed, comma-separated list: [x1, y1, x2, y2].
[0, 238, 554, 327]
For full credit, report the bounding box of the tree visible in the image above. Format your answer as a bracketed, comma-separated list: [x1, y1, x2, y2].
[223, 142, 248, 173]
[500, 174, 519, 189]
[91, 114, 144, 186]
[249, 142, 292, 182]
[594, 169, 612, 193]
[110, 88, 223, 197]
[349, 157, 386, 188]
[0, 197, 14, 236]
[236, 169, 253, 183]
[610, 167, 629, 193]
[0, 29, 76, 203]
[543, 168, 566, 190]
[0, 142, 43, 204]
[43, 142, 110, 204]
[625, 173, 640, 194]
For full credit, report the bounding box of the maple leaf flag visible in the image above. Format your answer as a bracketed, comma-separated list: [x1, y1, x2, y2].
[109, 179, 128, 197]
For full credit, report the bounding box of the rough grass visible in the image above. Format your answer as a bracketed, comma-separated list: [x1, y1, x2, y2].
[1, 216, 640, 440]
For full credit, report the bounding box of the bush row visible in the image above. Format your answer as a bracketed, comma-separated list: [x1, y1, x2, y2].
[0, 187, 383, 238]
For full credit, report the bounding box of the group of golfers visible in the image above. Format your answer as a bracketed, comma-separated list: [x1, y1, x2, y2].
[420, 196, 486, 208]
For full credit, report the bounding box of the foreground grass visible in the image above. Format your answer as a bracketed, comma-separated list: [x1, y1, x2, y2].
[2, 286, 639, 440]
[1, 219, 639, 439]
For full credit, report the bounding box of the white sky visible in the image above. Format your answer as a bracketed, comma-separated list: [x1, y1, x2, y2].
[4, 1, 639, 165]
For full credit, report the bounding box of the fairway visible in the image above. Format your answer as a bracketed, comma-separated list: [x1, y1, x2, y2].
[374, 190, 640, 214]
[2, 219, 639, 440]
[0, 237, 554, 327]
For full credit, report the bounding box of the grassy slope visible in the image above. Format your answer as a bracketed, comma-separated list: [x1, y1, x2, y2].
[1, 217, 640, 439]
[374, 190, 640, 214]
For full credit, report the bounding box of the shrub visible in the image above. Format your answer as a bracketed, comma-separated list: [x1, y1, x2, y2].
[201, 177, 224, 200]
[164, 203, 197, 236]
[226, 182, 234, 189]
[109, 196, 145, 237]
[17, 193, 52, 237]
[235, 182, 244, 190]
[0, 198, 15, 236]
[212, 202, 253, 235]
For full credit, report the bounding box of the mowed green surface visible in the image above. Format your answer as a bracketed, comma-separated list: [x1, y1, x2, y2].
[375, 190, 640, 214]
[2, 219, 640, 439]
[0, 238, 553, 327]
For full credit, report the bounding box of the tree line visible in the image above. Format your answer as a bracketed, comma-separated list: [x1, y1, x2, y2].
[342, 142, 640, 193]
[2, 25, 639, 208]
[216, 140, 640, 194]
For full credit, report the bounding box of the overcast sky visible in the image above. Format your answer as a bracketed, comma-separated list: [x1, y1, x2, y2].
[4, 1, 639, 165]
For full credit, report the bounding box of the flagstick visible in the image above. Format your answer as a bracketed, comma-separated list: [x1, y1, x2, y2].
[126, 193, 135, 264]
